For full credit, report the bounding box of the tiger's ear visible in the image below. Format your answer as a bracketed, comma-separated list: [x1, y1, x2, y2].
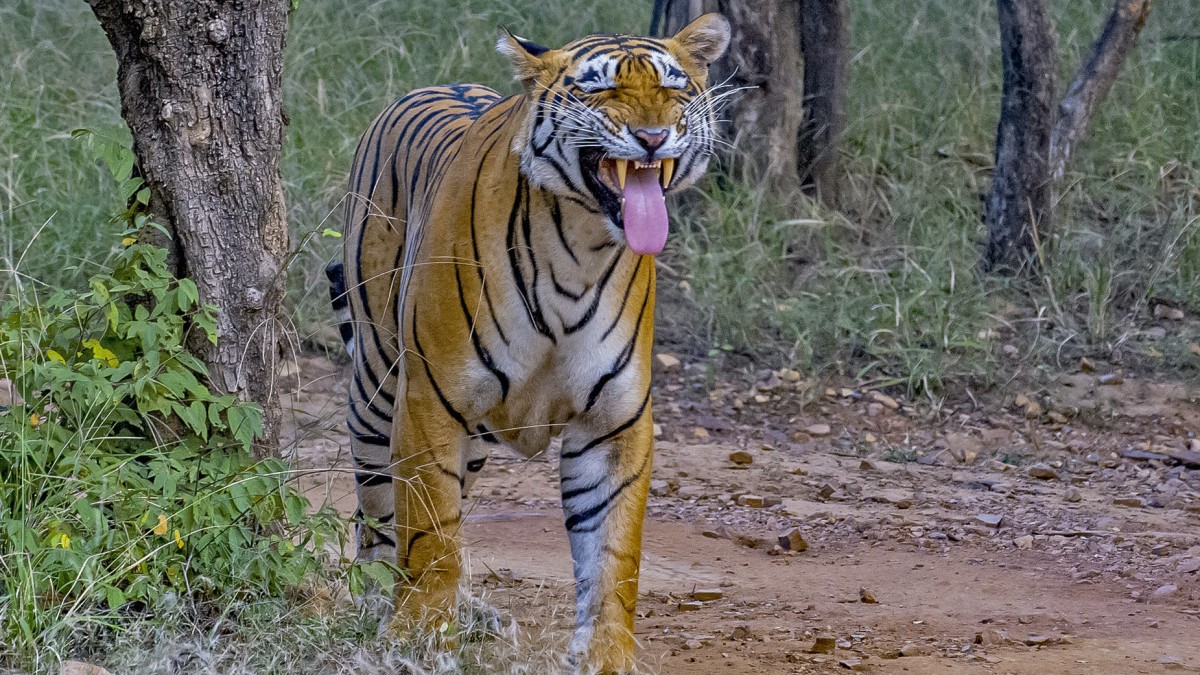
[496, 27, 552, 86]
[671, 13, 731, 66]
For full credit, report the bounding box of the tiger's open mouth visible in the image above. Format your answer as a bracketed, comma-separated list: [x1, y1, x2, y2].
[581, 152, 676, 255]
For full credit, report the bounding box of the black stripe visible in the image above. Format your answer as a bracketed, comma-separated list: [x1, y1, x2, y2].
[560, 389, 651, 460]
[564, 249, 624, 334]
[466, 457, 488, 472]
[549, 197, 579, 264]
[454, 255, 511, 399]
[564, 451, 652, 533]
[475, 424, 501, 444]
[506, 177, 557, 341]
[601, 256, 643, 340]
[410, 310, 473, 434]
[585, 281, 652, 412]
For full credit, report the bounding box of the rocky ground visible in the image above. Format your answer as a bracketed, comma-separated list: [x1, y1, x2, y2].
[282, 354, 1200, 674]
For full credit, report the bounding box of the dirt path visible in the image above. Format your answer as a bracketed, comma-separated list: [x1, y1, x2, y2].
[282, 355, 1200, 674]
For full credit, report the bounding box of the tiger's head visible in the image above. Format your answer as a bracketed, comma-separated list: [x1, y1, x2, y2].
[497, 14, 731, 255]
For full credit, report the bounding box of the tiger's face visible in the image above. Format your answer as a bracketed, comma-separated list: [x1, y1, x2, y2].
[498, 14, 732, 254]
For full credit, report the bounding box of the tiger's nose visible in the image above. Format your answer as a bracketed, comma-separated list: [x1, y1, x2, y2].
[633, 128, 669, 152]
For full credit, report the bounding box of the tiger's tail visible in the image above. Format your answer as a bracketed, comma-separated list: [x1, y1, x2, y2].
[325, 261, 354, 358]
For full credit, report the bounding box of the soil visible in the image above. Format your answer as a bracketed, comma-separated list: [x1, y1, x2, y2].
[281, 354, 1200, 674]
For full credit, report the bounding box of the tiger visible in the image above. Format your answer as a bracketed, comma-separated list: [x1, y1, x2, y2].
[329, 14, 730, 673]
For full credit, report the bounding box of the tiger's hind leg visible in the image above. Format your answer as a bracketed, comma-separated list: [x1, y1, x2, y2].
[346, 323, 403, 619]
[559, 400, 655, 674]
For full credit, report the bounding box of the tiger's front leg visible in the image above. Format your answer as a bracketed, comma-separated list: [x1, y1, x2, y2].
[559, 397, 654, 674]
[387, 390, 467, 635]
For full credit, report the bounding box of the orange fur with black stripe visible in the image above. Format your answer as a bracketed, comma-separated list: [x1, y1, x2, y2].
[332, 15, 730, 673]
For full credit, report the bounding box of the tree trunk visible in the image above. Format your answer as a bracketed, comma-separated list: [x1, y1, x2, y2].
[1049, 0, 1153, 183]
[983, 0, 1058, 273]
[87, 0, 290, 450]
[797, 0, 848, 207]
[653, 0, 805, 196]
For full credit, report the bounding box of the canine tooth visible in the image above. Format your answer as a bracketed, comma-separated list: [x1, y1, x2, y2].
[615, 159, 628, 190]
[660, 157, 675, 189]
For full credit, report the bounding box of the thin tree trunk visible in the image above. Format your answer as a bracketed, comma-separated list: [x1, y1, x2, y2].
[87, 0, 290, 451]
[983, 0, 1058, 273]
[1049, 0, 1153, 183]
[797, 0, 848, 207]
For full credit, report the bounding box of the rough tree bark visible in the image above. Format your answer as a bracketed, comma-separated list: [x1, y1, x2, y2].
[985, 0, 1153, 272]
[1049, 0, 1153, 183]
[652, 0, 848, 203]
[797, 0, 848, 206]
[983, 0, 1058, 273]
[87, 0, 291, 450]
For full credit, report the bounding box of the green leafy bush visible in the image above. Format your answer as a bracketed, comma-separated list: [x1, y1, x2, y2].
[0, 147, 343, 668]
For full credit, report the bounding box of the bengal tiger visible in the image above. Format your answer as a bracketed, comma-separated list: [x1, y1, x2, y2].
[329, 14, 730, 673]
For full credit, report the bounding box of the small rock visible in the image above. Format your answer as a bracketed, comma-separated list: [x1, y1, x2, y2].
[652, 423, 663, 438]
[899, 642, 935, 657]
[1152, 584, 1179, 599]
[778, 528, 809, 552]
[1013, 534, 1035, 550]
[859, 587, 878, 604]
[649, 479, 672, 497]
[1113, 497, 1145, 508]
[1027, 463, 1060, 480]
[60, 664, 112, 675]
[974, 514, 1003, 528]
[677, 600, 703, 612]
[1098, 373, 1124, 386]
[1064, 486, 1082, 503]
[809, 634, 837, 654]
[975, 629, 1012, 646]
[1178, 558, 1200, 575]
[730, 625, 752, 640]
[806, 423, 832, 437]
[1154, 304, 1185, 321]
[1003, 344, 1019, 357]
[737, 494, 765, 508]
[1024, 635, 1053, 646]
[692, 588, 723, 601]
[692, 427, 710, 440]
[1079, 357, 1096, 372]
[1159, 655, 1185, 670]
[838, 657, 865, 670]
[728, 450, 753, 465]
[869, 390, 900, 410]
[682, 638, 703, 650]
[654, 353, 682, 373]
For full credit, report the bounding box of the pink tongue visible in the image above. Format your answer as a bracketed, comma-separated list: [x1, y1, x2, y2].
[621, 167, 669, 255]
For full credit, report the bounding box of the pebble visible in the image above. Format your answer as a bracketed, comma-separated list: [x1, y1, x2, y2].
[809, 634, 836, 654]
[1113, 497, 1145, 508]
[838, 657, 866, 670]
[654, 353, 682, 373]
[974, 514, 1003, 528]
[778, 528, 809, 552]
[677, 600, 703, 612]
[870, 390, 900, 410]
[1098, 373, 1124, 385]
[1152, 584, 1179, 599]
[682, 638, 703, 650]
[1064, 486, 1082, 503]
[1013, 534, 1035, 550]
[859, 587, 878, 604]
[806, 423, 832, 437]
[737, 494, 765, 508]
[975, 629, 1011, 646]
[60, 663, 112, 675]
[692, 588, 723, 601]
[649, 479, 672, 497]
[899, 642, 935, 657]
[1027, 463, 1060, 479]
[728, 450, 753, 465]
